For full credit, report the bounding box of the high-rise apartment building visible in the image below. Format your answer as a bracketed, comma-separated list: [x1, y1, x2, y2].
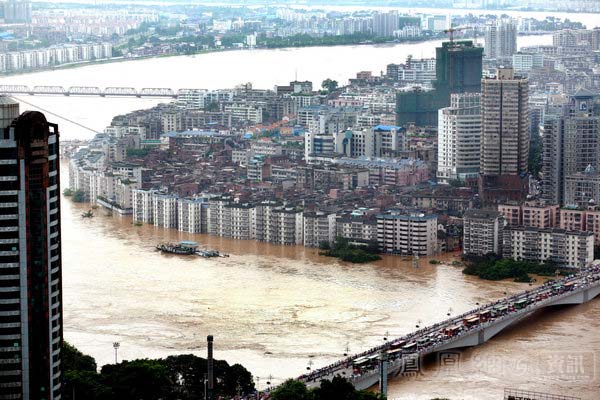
[541, 89, 600, 205]
[480, 67, 530, 176]
[463, 209, 504, 256]
[376, 211, 438, 256]
[437, 92, 481, 183]
[372, 11, 399, 37]
[2, 0, 31, 23]
[485, 19, 517, 60]
[0, 102, 63, 399]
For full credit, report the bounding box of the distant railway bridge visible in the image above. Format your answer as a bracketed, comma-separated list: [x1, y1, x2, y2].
[0, 85, 203, 98]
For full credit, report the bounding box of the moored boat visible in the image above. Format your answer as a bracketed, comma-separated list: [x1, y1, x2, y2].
[156, 241, 198, 255]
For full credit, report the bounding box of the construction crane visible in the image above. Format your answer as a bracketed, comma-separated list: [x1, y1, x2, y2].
[443, 26, 472, 94]
[444, 25, 470, 45]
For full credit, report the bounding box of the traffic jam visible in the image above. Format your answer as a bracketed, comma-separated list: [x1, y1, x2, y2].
[301, 265, 600, 384]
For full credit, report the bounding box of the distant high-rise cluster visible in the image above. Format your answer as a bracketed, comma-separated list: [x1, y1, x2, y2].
[484, 19, 518, 60]
[372, 11, 399, 38]
[1, 0, 31, 23]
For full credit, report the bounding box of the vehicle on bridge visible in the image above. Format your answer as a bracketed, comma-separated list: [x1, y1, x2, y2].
[386, 348, 403, 360]
[298, 265, 600, 392]
[442, 325, 461, 338]
[416, 337, 430, 349]
[401, 342, 417, 353]
[389, 340, 406, 350]
[479, 309, 492, 322]
[463, 315, 480, 327]
[514, 299, 528, 310]
[491, 304, 509, 317]
[352, 354, 379, 373]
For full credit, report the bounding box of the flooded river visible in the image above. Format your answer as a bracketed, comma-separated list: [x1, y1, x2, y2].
[61, 169, 600, 399]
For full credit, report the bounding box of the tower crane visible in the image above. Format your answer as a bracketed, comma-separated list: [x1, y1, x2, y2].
[443, 26, 472, 93]
[444, 25, 470, 45]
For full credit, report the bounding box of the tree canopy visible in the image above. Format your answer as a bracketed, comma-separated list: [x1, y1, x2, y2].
[62, 342, 255, 400]
[271, 377, 384, 400]
[322, 78, 339, 93]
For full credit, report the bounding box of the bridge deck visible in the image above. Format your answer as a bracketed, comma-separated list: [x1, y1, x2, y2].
[0, 85, 189, 98]
[299, 266, 600, 390]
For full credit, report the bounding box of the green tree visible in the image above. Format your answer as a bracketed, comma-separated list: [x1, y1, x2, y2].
[322, 78, 339, 93]
[63, 370, 111, 400]
[312, 375, 355, 399]
[221, 363, 255, 396]
[63, 342, 97, 372]
[100, 359, 173, 400]
[72, 189, 86, 203]
[271, 379, 312, 400]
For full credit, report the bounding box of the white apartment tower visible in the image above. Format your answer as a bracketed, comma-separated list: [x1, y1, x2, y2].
[485, 19, 517, 60]
[437, 93, 482, 183]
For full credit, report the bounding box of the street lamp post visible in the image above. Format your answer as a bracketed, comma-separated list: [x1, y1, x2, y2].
[307, 359, 314, 371]
[112, 342, 120, 364]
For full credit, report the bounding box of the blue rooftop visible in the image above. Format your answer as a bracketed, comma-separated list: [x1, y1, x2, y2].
[374, 125, 403, 132]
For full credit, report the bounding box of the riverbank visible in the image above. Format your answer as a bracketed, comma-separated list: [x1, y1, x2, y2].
[0, 31, 552, 80]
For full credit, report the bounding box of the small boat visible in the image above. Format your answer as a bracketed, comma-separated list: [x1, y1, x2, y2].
[156, 241, 198, 255]
[196, 249, 230, 258]
[81, 210, 94, 218]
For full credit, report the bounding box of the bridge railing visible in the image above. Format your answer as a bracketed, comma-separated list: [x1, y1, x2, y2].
[350, 277, 600, 387]
[0, 85, 190, 98]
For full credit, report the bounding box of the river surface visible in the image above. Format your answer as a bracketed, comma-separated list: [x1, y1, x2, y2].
[1, 35, 550, 140]
[60, 165, 600, 399]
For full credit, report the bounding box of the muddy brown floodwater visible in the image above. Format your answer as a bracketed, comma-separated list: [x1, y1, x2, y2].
[61, 174, 600, 400]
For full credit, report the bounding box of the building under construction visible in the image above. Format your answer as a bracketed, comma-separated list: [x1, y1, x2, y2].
[396, 40, 483, 127]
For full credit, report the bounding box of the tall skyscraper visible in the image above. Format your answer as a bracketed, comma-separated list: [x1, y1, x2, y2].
[0, 102, 63, 400]
[541, 89, 600, 205]
[437, 92, 482, 183]
[396, 40, 483, 127]
[481, 67, 530, 176]
[484, 19, 517, 60]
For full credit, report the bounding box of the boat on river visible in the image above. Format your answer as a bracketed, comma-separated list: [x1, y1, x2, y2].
[197, 249, 230, 258]
[156, 241, 198, 255]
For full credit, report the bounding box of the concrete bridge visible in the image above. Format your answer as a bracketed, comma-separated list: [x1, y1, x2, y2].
[0, 85, 202, 98]
[300, 266, 600, 392]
